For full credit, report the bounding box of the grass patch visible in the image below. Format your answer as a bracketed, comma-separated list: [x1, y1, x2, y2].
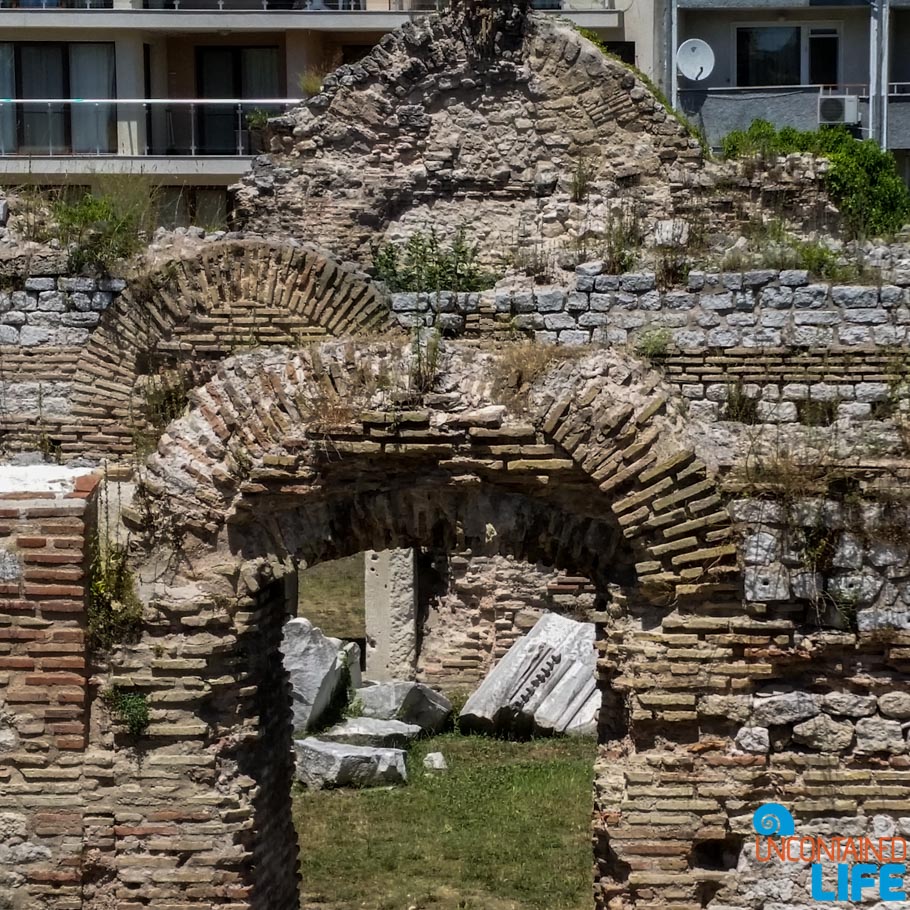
[294, 733, 595, 910]
[298, 553, 365, 640]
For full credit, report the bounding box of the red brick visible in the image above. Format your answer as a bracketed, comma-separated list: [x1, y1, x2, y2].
[0, 657, 37, 669]
[23, 584, 84, 597]
[73, 474, 100, 493]
[113, 825, 179, 836]
[15, 536, 46, 548]
[26, 672, 85, 686]
[48, 721, 83, 734]
[55, 735, 85, 750]
[41, 657, 85, 670]
[22, 552, 84, 565]
[25, 568, 84, 583]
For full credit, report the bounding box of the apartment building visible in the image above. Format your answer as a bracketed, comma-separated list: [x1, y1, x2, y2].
[670, 0, 910, 180]
[0, 0, 641, 225]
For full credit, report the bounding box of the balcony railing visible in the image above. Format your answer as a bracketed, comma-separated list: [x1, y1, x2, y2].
[0, 98, 300, 156]
[0, 0, 611, 10]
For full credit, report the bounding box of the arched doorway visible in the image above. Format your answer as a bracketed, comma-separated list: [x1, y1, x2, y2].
[84, 340, 736, 909]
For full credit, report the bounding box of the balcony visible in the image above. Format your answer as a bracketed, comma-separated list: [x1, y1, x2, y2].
[0, 0, 617, 17]
[678, 85, 871, 149]
[0, 98, 300, 180]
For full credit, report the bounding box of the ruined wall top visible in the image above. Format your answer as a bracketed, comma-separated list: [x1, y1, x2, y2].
[232, 11, 706, 264]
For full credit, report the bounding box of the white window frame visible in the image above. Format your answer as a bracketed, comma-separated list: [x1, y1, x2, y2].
[732, 21, 843, 88]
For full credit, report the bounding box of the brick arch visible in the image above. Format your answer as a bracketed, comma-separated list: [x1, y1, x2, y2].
[68, 240, 392, 432]
[138, 342, 737, 607]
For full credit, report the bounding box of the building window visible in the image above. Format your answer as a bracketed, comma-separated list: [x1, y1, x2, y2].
[735, 25, 839, 88]
[0, 42, 115, 155]
[195, 46, 279, 155]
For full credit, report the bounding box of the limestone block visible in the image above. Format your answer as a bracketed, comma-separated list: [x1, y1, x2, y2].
[593, 276, 619, 292]
[735, 726, 769, 753]
[828, 570, 883, 606]
[620, 272, 655, 293]
[752, 691, 821, 726]
[280, 618, 351, 733]
[792, 713, 854, 751]
[534, 288, 566, 313]
[356, 681, 452, 733]
[855, 717, 907, 754]
[698, 694, 752, 723]
[743, 531, 780, 566]
[460, 613, 598, 737]
[878, 692, 910, 720]
[831, 286, 878, 307]
[744, 564, 790, 602]
[779, 270, 809, 287]
[759, 286, 793, 308]
[423, 751, 448, 771]
[319, 717, 421, 749]
[790, 570, 823, 601]
[822, 692, 877, 718]
[832, 533, 863, 569]
[365, 548, 417, 681]
[294, 739, 407, 789]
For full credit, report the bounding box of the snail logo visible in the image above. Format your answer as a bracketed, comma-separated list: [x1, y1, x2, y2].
[753, 803, 795, 838]
[752, 802, 909, 902]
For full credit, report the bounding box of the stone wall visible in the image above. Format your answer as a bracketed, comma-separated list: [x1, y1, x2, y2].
[392, 265, 910, 349]
[232, 12, 711, 264]
[0, 240, 390, 457]
[2, 341, 910, 910]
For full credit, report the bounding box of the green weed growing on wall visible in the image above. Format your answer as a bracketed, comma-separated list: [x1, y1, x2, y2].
[87, 538, 143, 652]
[721, 120, 910, 238]
[102, 685, 150, 736]
[374, 227, 498, 293]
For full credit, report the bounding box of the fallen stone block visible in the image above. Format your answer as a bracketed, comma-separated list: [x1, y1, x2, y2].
[356, 681, 452, 733]
[459, 612, 598, 737]
[294, 738, 407, 789]
[318, 717, 422, 749]
[280, 618, 360, 732]
[423, 752, 448, 771]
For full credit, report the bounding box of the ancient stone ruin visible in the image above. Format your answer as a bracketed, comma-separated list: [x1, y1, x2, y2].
[1, 1, 910, 909]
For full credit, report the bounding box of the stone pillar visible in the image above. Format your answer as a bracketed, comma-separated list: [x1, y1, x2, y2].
[114, 36, 147, 155]
[364, 548, 417, 681]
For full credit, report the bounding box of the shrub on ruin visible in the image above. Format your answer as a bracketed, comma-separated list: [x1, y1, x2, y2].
[633, 326, 672, 362]
[55, 177, 157, 273]
[87, 538, 143, 652]
[374, 227, 497, 293]
[721, 120, 910, 238]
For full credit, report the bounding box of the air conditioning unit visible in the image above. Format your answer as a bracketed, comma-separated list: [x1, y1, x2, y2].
[818, 94, 860, 126]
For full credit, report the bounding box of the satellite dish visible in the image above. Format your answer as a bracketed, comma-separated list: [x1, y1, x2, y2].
[677, 39, 715, 82]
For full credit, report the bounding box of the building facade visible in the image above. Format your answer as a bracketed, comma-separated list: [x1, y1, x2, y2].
[670, 0, 910, 179]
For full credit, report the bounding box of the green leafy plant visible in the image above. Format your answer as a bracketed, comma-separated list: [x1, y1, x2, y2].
[102, 686, 150, 736]
[55, 176, 157, 273]
[571, 156, 593, 203]
[246, 108, 270, 131]
[721, 120, 910, 237]
[374, 227, 498, 293]
[601, 204, 641, 274]
[87, 538, 142, 652]
[409, 327, 442, 395]
[633, 326, 672, 362]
